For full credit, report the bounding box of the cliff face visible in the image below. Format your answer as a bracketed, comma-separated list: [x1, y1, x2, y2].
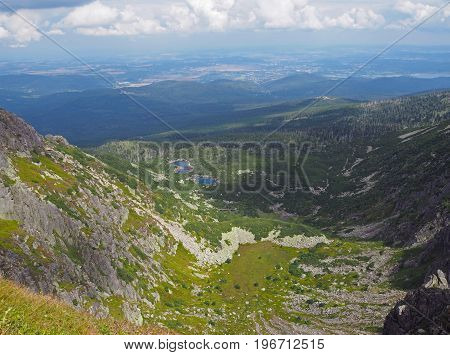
[383, 227, 449, 334]
[383, 272, 449, 334]
[0, 109, 172, 326]
[0, 109, 43, 153]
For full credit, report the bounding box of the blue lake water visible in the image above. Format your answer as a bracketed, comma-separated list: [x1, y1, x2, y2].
[169, 160, 218, 185]
[196, 176, 218, 186]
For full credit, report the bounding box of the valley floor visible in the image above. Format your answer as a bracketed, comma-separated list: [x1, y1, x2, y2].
[148, 238, 405, 334]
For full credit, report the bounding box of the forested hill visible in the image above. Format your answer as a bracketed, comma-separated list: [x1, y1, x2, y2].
[0, 73, 449, 146]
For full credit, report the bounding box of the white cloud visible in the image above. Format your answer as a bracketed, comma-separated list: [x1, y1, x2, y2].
[255, 0, 311, 29]
[46, 28, 65, 36]
[76, 17, 164, 36]
[394, 0, 438, 27]
[251, 1, 385, 30]
[1, 0, 447, 47]
[165, 4, 199, 32]
[56, 0, 386, 35]
[0, 26, 9, 39]
[326, 8, 385, 29]
[0, 10, 42, 47]
[57, 1, 164, 36]
[186, 0, 236, 31]
[175, 0, 384, 31]
[58, 1, 119, 27]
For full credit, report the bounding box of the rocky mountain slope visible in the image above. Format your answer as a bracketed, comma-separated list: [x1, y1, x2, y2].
[0, 109, 174, 326]
[0, 102, 448, 334]
[383, 270, 449, 335]
[0, 277, 169, 335]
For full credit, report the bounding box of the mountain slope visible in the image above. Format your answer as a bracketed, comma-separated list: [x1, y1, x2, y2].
[0, 109, 171, 326]
[1, 96, 448, 334]
[0, 108, 409, 334]
[0, 277, 168, 335]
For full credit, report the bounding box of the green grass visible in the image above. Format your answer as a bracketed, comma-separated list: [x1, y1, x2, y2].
[12, 156, 44, 185]
[122, 209, 146, 233]
[0, 219, 25, 255]
[56, 145, 96, 167]
[92, 150, 138, 190]
[104, 296, 125, 320]
[216, 241, 298, 296]
[0, 278, 168, 335]
[116, 258, 141, 283]
[58, 281, 76, 292]
[391, 263, 429, 290]
[389, 247, 431, 290]
[65, 244, 83, 265]
[288, 239, 382, 291]
[12, 155, 77, 193]
[134, 210, 391, 333]
[0, 174, 15, 187]
[129, 245, 148, 260]
[45, 194, 82, 221]
[53, 237, 83, 265]
[149, 242, 307, 334]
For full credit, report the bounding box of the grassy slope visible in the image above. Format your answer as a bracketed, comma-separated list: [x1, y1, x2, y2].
[0, 278, 170, 335]
[149, 242, 301, 334]
[146, 238, 398, 335]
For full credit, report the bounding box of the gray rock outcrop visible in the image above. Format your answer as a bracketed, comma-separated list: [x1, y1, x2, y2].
[0, 109, 43, 153]
[383, 286, 449, 335]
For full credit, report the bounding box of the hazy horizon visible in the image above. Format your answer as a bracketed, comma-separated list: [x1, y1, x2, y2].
[0, 0, 449, 59]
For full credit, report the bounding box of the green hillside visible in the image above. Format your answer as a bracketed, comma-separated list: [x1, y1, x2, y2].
[0, 277, 168, 335]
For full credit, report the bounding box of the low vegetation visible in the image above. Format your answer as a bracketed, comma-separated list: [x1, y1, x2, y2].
[0, 278, 169, 335]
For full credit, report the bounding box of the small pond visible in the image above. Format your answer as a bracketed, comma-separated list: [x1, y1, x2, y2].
[196, 176, 218, 186]
[169, 160, 218, 186]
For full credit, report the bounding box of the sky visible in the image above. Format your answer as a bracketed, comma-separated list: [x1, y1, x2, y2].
[0, 0, 449, 57]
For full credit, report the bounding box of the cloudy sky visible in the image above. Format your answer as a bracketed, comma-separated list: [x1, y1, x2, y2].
[0, 0, 448, 54]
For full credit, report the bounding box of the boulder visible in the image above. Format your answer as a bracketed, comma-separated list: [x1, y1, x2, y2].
[383, 282, 449, 334]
